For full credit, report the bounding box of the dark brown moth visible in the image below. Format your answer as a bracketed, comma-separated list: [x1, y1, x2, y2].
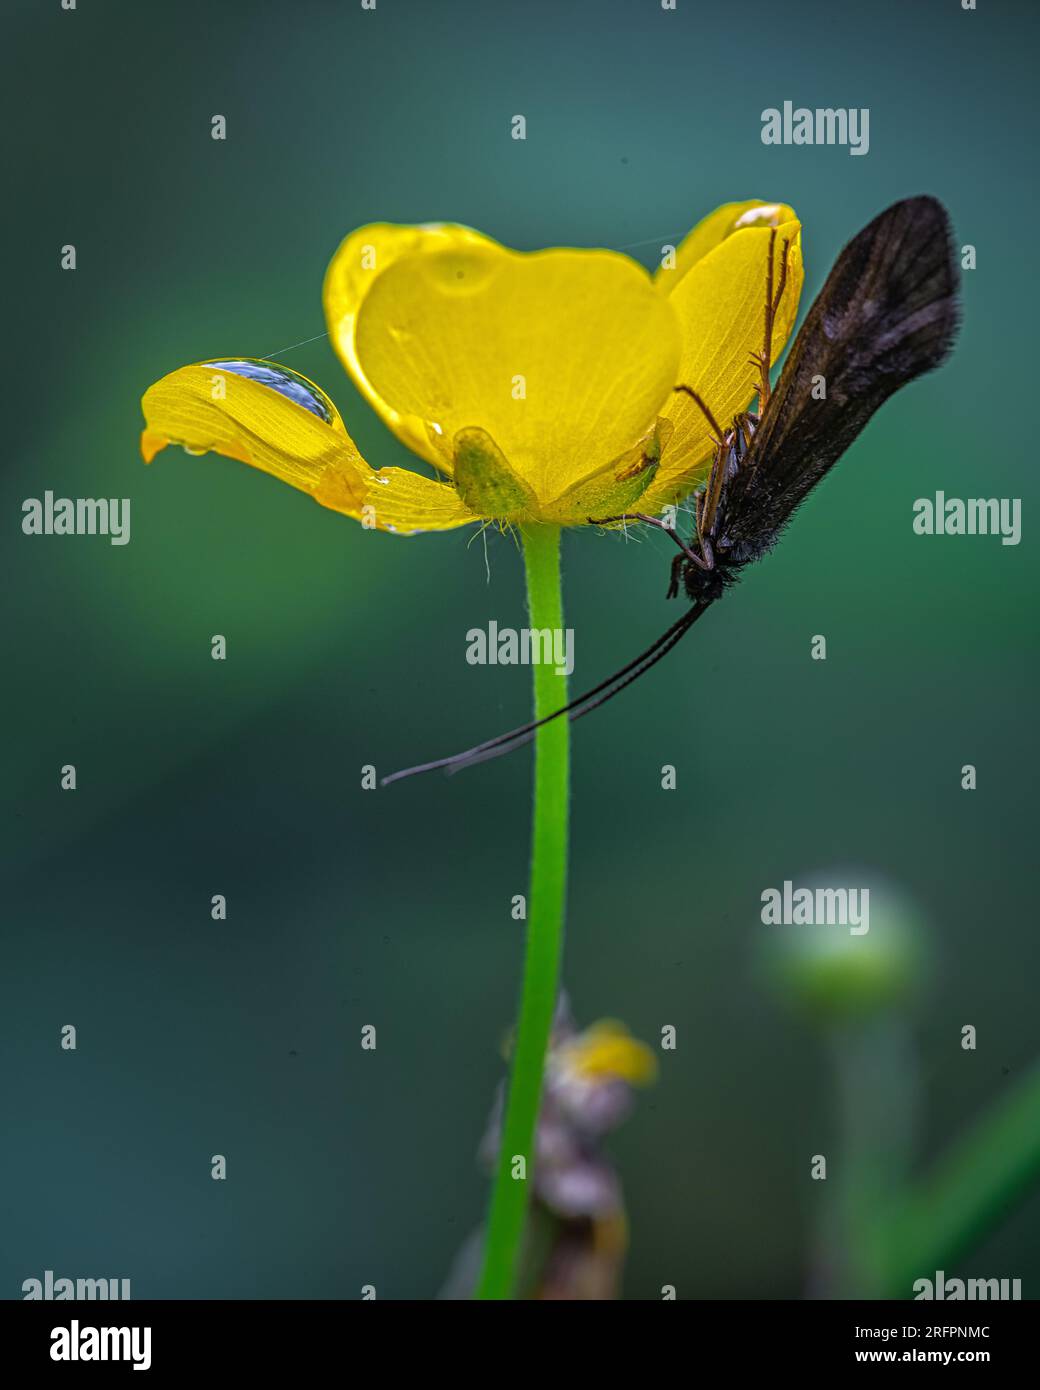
[383, 196, 960, 785]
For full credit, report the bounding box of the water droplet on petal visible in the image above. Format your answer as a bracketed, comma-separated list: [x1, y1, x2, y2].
[204, 359, 337, 424]
[734, 204, 783, 230]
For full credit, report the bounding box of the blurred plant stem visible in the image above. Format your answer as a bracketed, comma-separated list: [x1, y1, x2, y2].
[819, 1025, 1040, 1297]
[476, 524, 570, 1299]
[871, 1058, 1040, 1295]
[817, 1021, 919, 1297]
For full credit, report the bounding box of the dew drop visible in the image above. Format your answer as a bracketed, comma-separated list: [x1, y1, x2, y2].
[204, 359, 337, 424]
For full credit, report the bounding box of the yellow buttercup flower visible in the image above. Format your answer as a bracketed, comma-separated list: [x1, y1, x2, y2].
[140, 201, 802, 532]
[554, 1020, 659, 1087]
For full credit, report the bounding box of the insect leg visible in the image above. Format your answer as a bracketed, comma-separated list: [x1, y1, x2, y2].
[693, 489, 714, 567]
[672, 383, 725, 439]
[698, 433, 731, 542]
[587, 511, 709, 569]
[670, 381, 730, 540]
[667, 551, 684, 599]
[750, 230, 791, 414]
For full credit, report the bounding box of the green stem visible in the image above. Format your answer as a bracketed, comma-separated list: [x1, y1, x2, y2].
[872, 1058, 1040, 1295]
[475, 523, 570, 1300]
[821, 1021, 919, 1297]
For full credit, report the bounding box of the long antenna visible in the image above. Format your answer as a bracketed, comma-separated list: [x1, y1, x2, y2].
[437, 601, 710, 776]
[382, 600, 713, 784]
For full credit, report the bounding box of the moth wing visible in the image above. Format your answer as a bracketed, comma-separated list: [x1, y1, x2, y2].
[718, 196, 960, 562]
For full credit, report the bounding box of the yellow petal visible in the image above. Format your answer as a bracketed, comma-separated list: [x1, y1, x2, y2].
[353, 244, 681, 508]
[559, 1021, 658, 1086]
[642, 216, 803, 512]
[542, 418, 672, 524]
[141, 359, 377, 518]
[363, 466, 480, 534]
[323, 222, 503, 472]
[655, 199, 798, 290]
[141, 358, 477, 534]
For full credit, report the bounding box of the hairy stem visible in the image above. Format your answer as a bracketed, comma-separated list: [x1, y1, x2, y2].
[475, 523, 570, 1299]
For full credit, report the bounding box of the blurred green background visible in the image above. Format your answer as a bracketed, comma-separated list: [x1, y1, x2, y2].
[3, 0, 1037, 1298]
